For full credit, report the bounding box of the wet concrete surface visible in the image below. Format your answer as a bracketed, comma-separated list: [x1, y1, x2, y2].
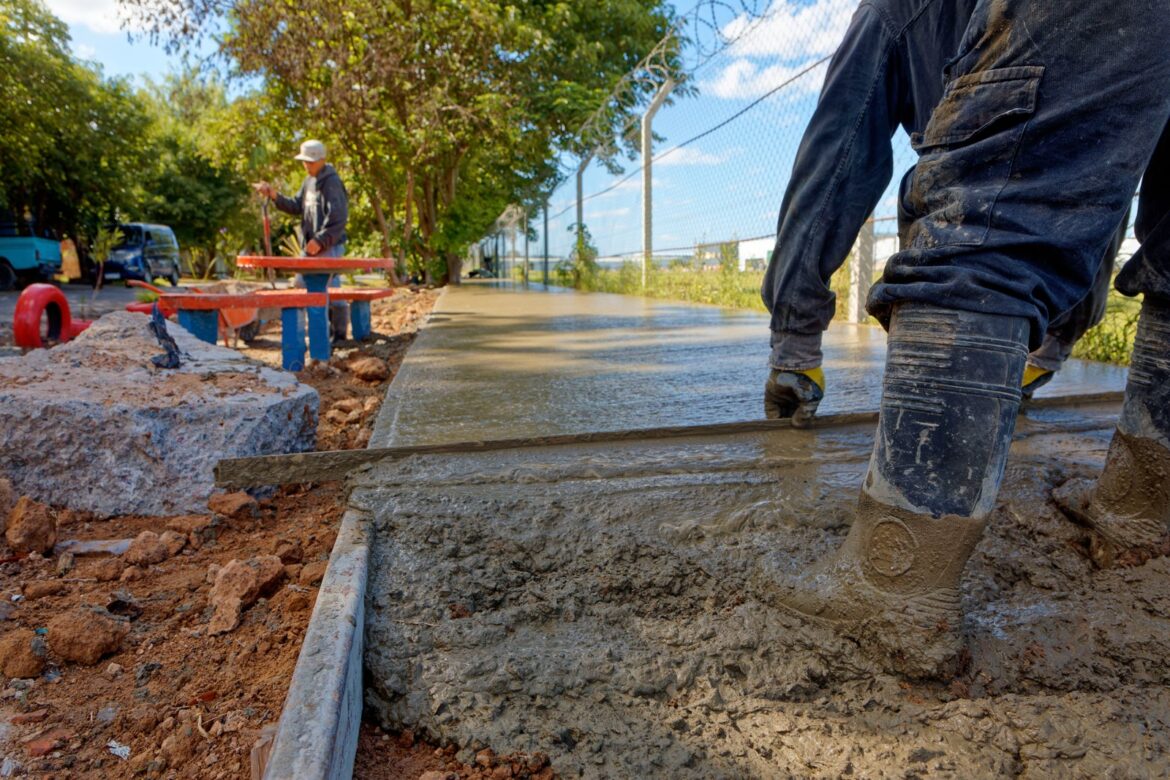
[360, 400, 1170, 778]
[370, 282, 1129, 448]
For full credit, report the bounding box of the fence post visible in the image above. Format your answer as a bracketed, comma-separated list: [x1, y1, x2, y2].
[543, 200, 549, 285]
[848, 216, 875, 324]
[641, 78, 675, 289]
[576, 153, 593, 250]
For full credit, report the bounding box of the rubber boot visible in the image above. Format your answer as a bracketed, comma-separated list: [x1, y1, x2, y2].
[1054, 296, 1170, 566]
[756, 304, 1029, 678]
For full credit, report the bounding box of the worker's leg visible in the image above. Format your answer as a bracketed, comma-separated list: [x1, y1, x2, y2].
[762, 0, 1170, 676]
[756, 304, 1029, 677]
[1055, 123, 1170, 562]
[1022, 214, 1125, 396]
[868, 0, 1170, 341]
[320, 243, 349, 342]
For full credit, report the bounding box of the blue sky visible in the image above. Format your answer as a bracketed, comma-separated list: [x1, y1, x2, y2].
[44, 0, 912, 264]
[44, 0, 180, 82]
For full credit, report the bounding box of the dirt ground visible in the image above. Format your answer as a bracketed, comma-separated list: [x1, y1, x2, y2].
[0, 288, 453, 778]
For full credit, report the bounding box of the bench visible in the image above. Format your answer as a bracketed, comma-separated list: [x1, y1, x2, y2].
[326, 288, 398, 340]
[159, 291, 328, 371]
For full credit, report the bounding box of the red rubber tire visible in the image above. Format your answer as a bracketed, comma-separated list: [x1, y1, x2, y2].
[13, 283, 72, 349]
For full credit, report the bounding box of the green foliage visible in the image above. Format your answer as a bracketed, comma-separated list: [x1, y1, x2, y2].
[1071, 293, 1142, 365]
[119, 0, 679, 284]
[88, 225, 124, 295]
[555, 224, 599, 288]
[0, 0, 149, 240]
[134, 71, 253, 278]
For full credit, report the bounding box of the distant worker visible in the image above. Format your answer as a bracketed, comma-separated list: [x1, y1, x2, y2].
[252, 139, 350, 341]
[754, 0, 1170, 678]
[760, 0, 1128, 427]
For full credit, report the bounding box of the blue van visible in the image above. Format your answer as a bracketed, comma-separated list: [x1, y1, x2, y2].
[0, 220, 62, 291]
[101, 223, 182, 286]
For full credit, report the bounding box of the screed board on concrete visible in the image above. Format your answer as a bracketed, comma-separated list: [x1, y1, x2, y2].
[370, 282, 1128, 447]
[360, 401, 1170, 778]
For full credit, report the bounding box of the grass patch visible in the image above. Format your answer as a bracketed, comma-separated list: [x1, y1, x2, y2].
[548, 259, 1140, 367]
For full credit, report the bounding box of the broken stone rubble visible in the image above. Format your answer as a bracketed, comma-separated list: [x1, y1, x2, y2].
[0, 312, 318, 517]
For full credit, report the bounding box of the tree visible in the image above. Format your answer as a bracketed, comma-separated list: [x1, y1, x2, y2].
[135, 71, 253, 277]
[0, 0, 150, 244]
[119, 0, 682, 284]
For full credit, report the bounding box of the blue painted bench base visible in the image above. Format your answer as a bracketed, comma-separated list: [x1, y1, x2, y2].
[177, 309, 218, 345]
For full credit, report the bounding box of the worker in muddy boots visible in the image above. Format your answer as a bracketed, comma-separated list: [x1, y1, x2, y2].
[252, 139, 350, 342]
[760, 0, 1129, 425]
[755, 0, 1170, 678]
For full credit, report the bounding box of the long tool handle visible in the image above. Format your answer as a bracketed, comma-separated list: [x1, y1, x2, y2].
[261, 198, 276, 288]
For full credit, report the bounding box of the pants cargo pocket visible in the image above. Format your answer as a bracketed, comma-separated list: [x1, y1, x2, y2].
[906, 65, 1045, 249]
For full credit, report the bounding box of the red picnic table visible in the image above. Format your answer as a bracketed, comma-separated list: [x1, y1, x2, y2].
[161, 290, 328, 371]
[236, 255, 397, 365]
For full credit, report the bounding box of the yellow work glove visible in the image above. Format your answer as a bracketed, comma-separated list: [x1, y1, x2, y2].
[1021, 364, 1054, 399]
[764, 367, 825, 428]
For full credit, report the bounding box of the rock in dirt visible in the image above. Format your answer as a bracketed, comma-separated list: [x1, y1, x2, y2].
[125, 531, 171, 567]
[167, 515, 216, 549]
[5, 497, 57, 554]
[0, 477, 14, 536]
[159, 530, 187, 557]
[55, 551, 74, 576]
[273, 539, 303, 564]
[298, 560, 327, 586]
[48, 608, 130, 665]
[208, 492, 257, 521]
[208, 556, 284, 634]
[92, 558, 123, 582]
[21, 580, 64, 600]
[0, 312, 318, 517]
[349, 356, 390, 382]
[0, 628, 46, 678]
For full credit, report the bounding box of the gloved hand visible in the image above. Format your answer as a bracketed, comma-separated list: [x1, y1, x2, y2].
[1020, 364, 1054, 399]
[764, 367, 825, 428]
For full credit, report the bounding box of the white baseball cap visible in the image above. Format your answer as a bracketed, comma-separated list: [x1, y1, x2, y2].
[294, 139, 327, 162]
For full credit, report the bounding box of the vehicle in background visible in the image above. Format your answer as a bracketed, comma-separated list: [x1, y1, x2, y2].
[100, 223, 181, 287]
[0, 219, 63, 291]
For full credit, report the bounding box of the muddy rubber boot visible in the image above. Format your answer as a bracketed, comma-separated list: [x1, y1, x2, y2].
[756, 304, 1029, 678]
[1054, 296, 1170, 566]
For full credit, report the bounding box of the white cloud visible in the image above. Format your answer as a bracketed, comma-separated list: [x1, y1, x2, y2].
[654, 146, 736, 167]
[73, 42, 97, 59]
[702, 0, 855, 100]
[703, 59, 827, 100]
[44, 0, 138, 35]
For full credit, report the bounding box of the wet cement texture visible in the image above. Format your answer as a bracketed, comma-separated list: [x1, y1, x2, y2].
[370, 282, 1128, 448]
[361, 401, 1170, 778]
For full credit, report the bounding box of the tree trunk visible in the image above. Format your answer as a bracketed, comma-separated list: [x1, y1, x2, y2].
[446, 251, 462, 285]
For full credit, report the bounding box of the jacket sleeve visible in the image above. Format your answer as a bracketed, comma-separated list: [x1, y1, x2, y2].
[311, 175, 349, 250]
[761, 2, 904, 369]
[273, 182, 303, 217]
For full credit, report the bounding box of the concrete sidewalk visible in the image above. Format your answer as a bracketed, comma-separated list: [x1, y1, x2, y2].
[372, 280, 1128, 447]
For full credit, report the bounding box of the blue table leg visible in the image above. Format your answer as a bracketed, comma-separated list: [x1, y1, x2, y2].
[178, 309, 218, 344]
[351, 300, 372, 340]
[303, 273, 331, 362]
[281, 307, 306, 371]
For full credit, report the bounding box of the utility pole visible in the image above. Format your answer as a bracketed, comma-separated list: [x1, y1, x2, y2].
[543, 200, 549, 286]
[849, 215, 875, 323]
[641, 78, 676, 289]
[523, 210, 529, 286]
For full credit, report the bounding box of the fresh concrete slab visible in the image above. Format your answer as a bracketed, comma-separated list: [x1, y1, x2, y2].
[360, 401, 1170, 778]
[371, 281, 1127, 447]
